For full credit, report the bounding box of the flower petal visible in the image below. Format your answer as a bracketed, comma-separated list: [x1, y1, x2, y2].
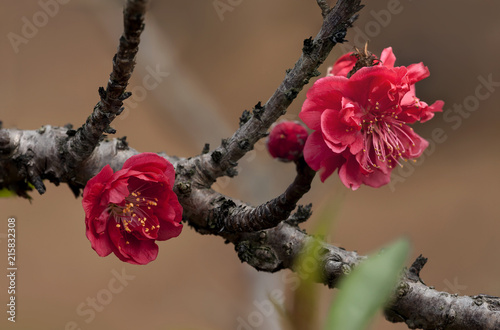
[330, 52, 357, 77]
[380, 47, 396, 68]
[157, 219, 183, 241]
[338, 156, 363, 190]
[298, 47, 442, 190]
[300, 99, 325, 131]
[305, 76, 347, 108]
[82, 152, 183, 265]
[105, 177, 130, 204]
[321, 109, 358, 151]
[82, 165, 114, 216]
[406, 62, 429, 84]
[303, 131, 344, 182]
[108, 221, 159, 265]
[123, 153, 175, 188]
[86, 220, 113, 257]
[362, 168, 392, 188]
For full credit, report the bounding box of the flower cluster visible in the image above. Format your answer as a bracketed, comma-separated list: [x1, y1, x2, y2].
[82, 153, 183, 265]
[300, 47, 443, 190]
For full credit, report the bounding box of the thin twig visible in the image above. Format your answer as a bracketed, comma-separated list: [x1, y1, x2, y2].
[62, 0, 148, 174]
[220, 158, 316, 232]
[193, 0, 363, 187]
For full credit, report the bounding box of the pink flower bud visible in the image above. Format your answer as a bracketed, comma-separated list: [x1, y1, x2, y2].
[267, 121, 309, 162]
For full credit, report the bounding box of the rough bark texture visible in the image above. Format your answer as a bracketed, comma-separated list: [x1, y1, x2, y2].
[1, 0, 500, 329]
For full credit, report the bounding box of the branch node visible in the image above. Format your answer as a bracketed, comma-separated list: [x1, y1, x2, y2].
[30, 173, 46, 195]
[284, 88, 300, 101]
[104, 126, 117, 134]
[36, 126, 46, 134]
[175, 181, 192, 195]
[408, 254, 428, 282]
[225, 167, 238, 178]
[285, 203, 313, 226]
[67, 179, 81, 198]
[201, 143, 210, 154]
[331, 27, 348, 45]
[98, 86, 107, 99]
[116, 136, 129, 150]
[239, 110, 251, 127]
[302, 37, 314, 55]
[0, 130, 12, 157]
[237, 139, 252, 151]
[221, 138, 229, 148]
[119, 91, 132, 101]
[252, 101, 265, 120]
[66, 129, 77, 137]
[211, 150, 223, 163]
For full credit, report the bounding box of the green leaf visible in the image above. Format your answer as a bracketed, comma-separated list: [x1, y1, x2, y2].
[0, 188, 16, 198]
[324, 239, 410, 330]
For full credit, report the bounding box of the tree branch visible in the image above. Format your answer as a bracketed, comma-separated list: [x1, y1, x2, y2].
[61, 0, 148, 181]
[2, 0, 500, 329]
[386, 277, 500, 329]
[194, 0, 363, 187]
[219, 157, 316, 232]
[1, 127, 500, 329]
[316, 0, 332, 18]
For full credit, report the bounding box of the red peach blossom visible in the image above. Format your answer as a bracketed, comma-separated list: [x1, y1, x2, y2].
[327, 47, 444, 123]
[300, 48, 444, 190]
[82, 153, 183, 265]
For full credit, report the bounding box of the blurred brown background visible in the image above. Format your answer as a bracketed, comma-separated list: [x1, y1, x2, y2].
[1, 0, 499, 329]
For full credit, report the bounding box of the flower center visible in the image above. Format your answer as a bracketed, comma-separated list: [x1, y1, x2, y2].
[107, 190, 159, 235]
[360, 108, 415, 171]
